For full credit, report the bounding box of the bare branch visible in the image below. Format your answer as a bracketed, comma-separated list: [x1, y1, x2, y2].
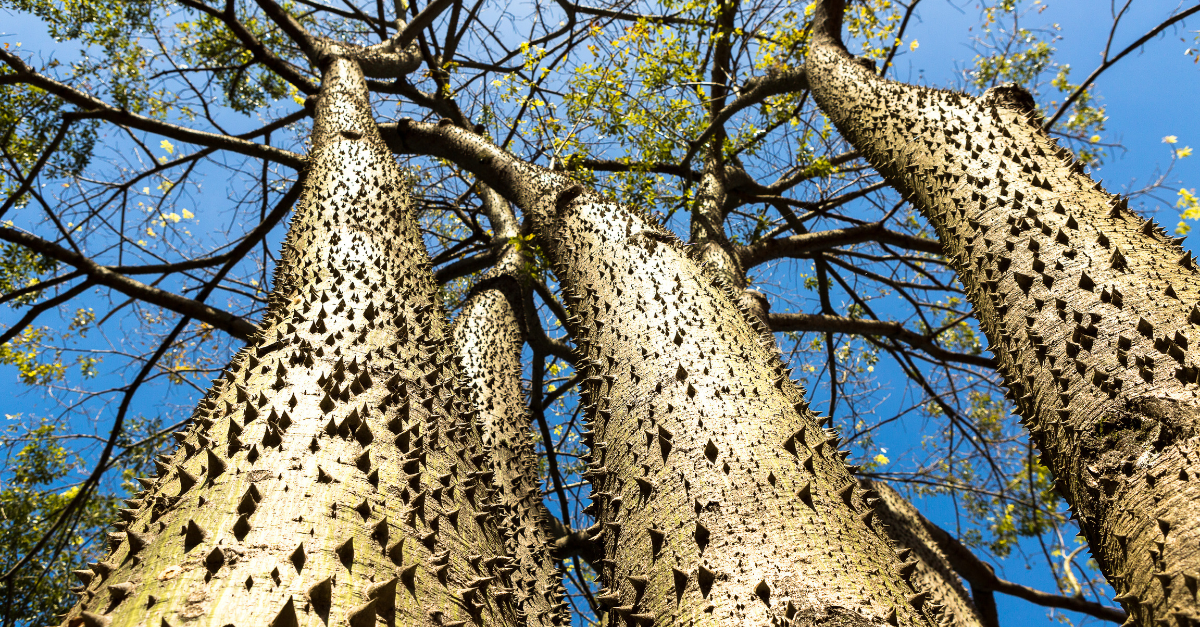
[0, 49, 306, 169]
[0, 226, 257, 340]
[1044, 5, 1200, 130]
[739, 220, 943, 268]
[768, 312, 994, 369]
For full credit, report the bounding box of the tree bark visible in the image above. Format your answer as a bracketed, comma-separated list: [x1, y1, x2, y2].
[451, 187, 569, 627]
[860, 480, 989, 627]
[539, 174, 933, 627]
[383, 120, 943, 626]
[61, 58, 517, 627]
[808, 2, 1200, 625]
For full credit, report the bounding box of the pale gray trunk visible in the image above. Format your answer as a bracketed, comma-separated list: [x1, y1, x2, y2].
[537, 182, 935, 627]
[451, 187, 569, 627]
[382, 120, 943, 627]
[62, 58, 517, 627]
[808, 2, 1200, 625]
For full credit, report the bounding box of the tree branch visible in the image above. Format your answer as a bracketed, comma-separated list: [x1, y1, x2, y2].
[767, 312, 995, 369]
[0, 280, 94, 347]
[0, 175, 303, 341]
[915, 501, 1129, 623]
[177, 0, 319, 94]
[682, 67, 808, 170]
[0, 49, 306, 169]
[0, 226, 257, 339]
[1044, 4, 1200, 130]
[251, 0, 320, 63]
[738, 220, 943, 268]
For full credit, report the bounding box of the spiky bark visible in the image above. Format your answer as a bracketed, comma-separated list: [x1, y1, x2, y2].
[382, 121, 946, 627]
[690, 151, 775, 333]
[808, 2, 1200, 624]
[61, 58, 517, 627]
[538, 178, 939, 627]
[451, 187, 569, 626]
[861, 480, 988, 627]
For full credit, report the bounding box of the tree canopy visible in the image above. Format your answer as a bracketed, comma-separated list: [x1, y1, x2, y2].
[0, 0, 1197, 625]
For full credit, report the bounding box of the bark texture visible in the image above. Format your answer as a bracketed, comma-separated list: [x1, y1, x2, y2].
[383, 121, 942, 627]
[860, 480, 987, 627]
[452, 189, 569, 627]
[61, 58, 518, 627]
[539, 187, 933, 627]
[809, 3, 1200, 625]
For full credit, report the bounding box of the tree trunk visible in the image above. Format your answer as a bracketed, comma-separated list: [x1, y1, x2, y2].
[538, 178, 936, 627]
[61, 57, 517, 627]
[451, 187, 569, 626]
[808, 2, 1200, 624]
[384, 121, 942, 627]
[861, 480, 989, 627]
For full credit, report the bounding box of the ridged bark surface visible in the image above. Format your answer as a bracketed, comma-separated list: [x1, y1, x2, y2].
[861, 480, 986, 627]
[535, 186, 937, 627]
[382, 121, 942, 627]
[61, 58, 517, 627]
[452, 211, 569, 626]
[809, 5, 1200, 625]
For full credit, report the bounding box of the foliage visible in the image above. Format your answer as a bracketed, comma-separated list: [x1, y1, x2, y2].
[0, 243, 58, 308]
[0, 418, 116, 627]
[175, 2, 300, 114]
[965, 0, 1109, 166]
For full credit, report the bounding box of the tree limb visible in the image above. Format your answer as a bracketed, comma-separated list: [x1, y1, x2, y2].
[0, 175, 303, 341]
[767, 312, 995, 369]
[739, 220, 943, 268]
[916, 502, 1129, 623]
[1044, 4, 1200, 130]
[0, 49, 306, 169]
[177, 0, 319, 94]
[0, 226, 257, 340]
[251, 0, 320, 63]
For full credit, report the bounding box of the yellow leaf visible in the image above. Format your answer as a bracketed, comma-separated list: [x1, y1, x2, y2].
[1177, 146, 1193, 158]
[181, 209, 194, 219]
[1089, 135, 1101, 143]
[160, 139, 174, 155]
[873, 453, 890, 465]
[909, 40, 918, 51]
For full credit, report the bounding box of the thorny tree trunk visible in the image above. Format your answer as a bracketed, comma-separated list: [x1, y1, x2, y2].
[860, 480, 989, 627]
[690, 151, 775, 333]
[451, 187, 569, 626]
[384, 121, 943, 627]
[691, 0, 775, 332]
[61, 58, 519, 627]
[808, 2, 1200, 625]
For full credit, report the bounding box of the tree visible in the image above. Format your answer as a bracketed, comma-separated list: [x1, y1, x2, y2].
[451, 185, 570, 626]
[56, 41, 529, 626]
[808, 0, 1200, 623]
[0, 0, 1195, 625]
